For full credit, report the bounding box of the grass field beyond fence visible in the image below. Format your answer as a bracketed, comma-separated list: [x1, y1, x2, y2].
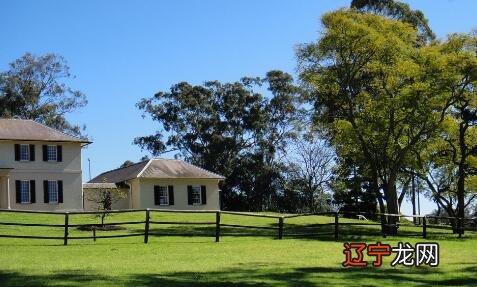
[0, 210, 476, 287]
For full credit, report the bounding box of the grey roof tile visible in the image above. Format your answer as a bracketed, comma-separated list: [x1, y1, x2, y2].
[89, 161, 149, 183]
[0, 119, 90, 143]
[89, 159, 224, 184]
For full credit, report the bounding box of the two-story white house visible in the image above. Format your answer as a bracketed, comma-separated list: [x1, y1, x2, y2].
[0, 119, 90, 211]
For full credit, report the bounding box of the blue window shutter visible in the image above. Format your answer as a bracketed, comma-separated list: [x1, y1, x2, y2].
[30, 180, 36, 203]
[201, 186, 207, 205]
[58, 181, 63, 203]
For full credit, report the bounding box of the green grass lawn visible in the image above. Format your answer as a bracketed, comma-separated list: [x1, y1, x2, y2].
[0, 211, 476, 287]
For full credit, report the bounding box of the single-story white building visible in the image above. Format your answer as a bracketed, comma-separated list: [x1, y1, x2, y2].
[83, 159, 224, 210]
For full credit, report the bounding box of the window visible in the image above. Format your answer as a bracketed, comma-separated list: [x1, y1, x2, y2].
[20, 180, 30, 203]
[20, 144, 30, 161]
[191, 186, 201, 205]
[48, 181, 58, 204]
[47, 146, 57, 161]
[158, 186, 168, 205]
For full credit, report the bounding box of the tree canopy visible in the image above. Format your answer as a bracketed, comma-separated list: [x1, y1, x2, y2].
[411, 33, 477, 224]
[135, 71, 299, 210]
[0, 53, 87, 136]
[351, 0, 435, 44]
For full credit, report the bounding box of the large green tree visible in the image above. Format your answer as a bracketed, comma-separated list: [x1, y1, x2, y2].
[135, 71, 298, 210]
[0, 53, 87, 136]
[297, 10, 452, 233]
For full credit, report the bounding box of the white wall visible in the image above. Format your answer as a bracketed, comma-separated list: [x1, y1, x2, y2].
[8, 172, 83, 211]
[0, 141, 82, 172]
[0, 140, 84, 211]
[130, 179, 141, 209]
[0, 177, 8, 209]
[83, 188, 130, 211]
[138, 178, 221, 210]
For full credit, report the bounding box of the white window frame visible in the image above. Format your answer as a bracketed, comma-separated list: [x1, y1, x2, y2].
[47, 145, 57, 162]
[20, 180, 30, 204]
[48, 180, 59, 204]
[191, 186, 201, 205]
[19, 144, 30, 161]
[158, 186, 169, 205]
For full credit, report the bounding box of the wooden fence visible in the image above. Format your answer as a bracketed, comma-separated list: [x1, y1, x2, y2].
[0, 208, 475, 245]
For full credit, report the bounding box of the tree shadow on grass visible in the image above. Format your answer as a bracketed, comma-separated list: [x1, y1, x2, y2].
[1, 264, 476, 287]
[134, 223, 472, 242]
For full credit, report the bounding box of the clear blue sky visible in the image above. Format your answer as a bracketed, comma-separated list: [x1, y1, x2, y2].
[1, 0, 475, 214]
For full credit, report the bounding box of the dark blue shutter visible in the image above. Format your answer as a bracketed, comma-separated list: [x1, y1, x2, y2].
[187, 186, 193, 205]
[14, 144, 20, 161]
[57, 146, 62, 162]
[168, 186, 174, 205]
[29, 145, 35, 161]
[201, 186, 207, 205]
[154, 186, 160, 205]
[15, 180, 21, 203]
[58, 181, 63, 203]
[42, 145, 47, 161]
[43, 180, 49, 203]
[30, 180, 35, 203]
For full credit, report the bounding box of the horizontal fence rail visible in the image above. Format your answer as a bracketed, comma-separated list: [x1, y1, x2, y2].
[0, 208, 475, 245]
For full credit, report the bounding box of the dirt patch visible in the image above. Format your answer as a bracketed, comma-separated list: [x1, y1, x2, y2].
[77, 225, 127, 231]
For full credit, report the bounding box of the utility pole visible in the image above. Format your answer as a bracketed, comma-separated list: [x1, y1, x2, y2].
[417, 183, 421, 225]
[412, 174, 416, 225]
[88, 158, 91, 181]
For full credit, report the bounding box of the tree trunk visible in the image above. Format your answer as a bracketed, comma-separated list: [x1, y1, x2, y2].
[384, 179, 399, 235]
[457, 167, 466, 235]
[372, 175, 387, 226]
[436, 198, 458, 233]
[456, 119, 468, 234]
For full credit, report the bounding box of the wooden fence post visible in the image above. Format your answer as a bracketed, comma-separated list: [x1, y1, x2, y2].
[215, 211, 221, 242]
[335, 212, 340, 240]
[63, 212, 69, 246]
[422, 216, 427, 239]
[334, 212, 339, 241]
[93, 228, 96, 242]
[278, 217, 284, 240]
[144, 208, 150, 244]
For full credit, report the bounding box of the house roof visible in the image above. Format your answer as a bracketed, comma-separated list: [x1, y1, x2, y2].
[89, 161, 149, 183]
[89, 159, 225, 184]
[83, 182, 120, 189]
[0, 119, 90, 143]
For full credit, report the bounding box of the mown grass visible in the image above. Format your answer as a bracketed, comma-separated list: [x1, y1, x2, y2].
[0, 211, 475, 286]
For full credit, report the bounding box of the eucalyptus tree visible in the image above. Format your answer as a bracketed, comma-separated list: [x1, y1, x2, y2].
[0, 53, 87, 136]
[135, 71, 299, 210]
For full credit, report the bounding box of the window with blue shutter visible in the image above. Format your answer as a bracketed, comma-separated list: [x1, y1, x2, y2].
[189, 186, 202, 205]
[20, 180, 30, 203]
[153, 186, 169, 205]
[47, 181, 58, 203]
[19, 144, 30, 161]
[47, 146, 57, 161]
